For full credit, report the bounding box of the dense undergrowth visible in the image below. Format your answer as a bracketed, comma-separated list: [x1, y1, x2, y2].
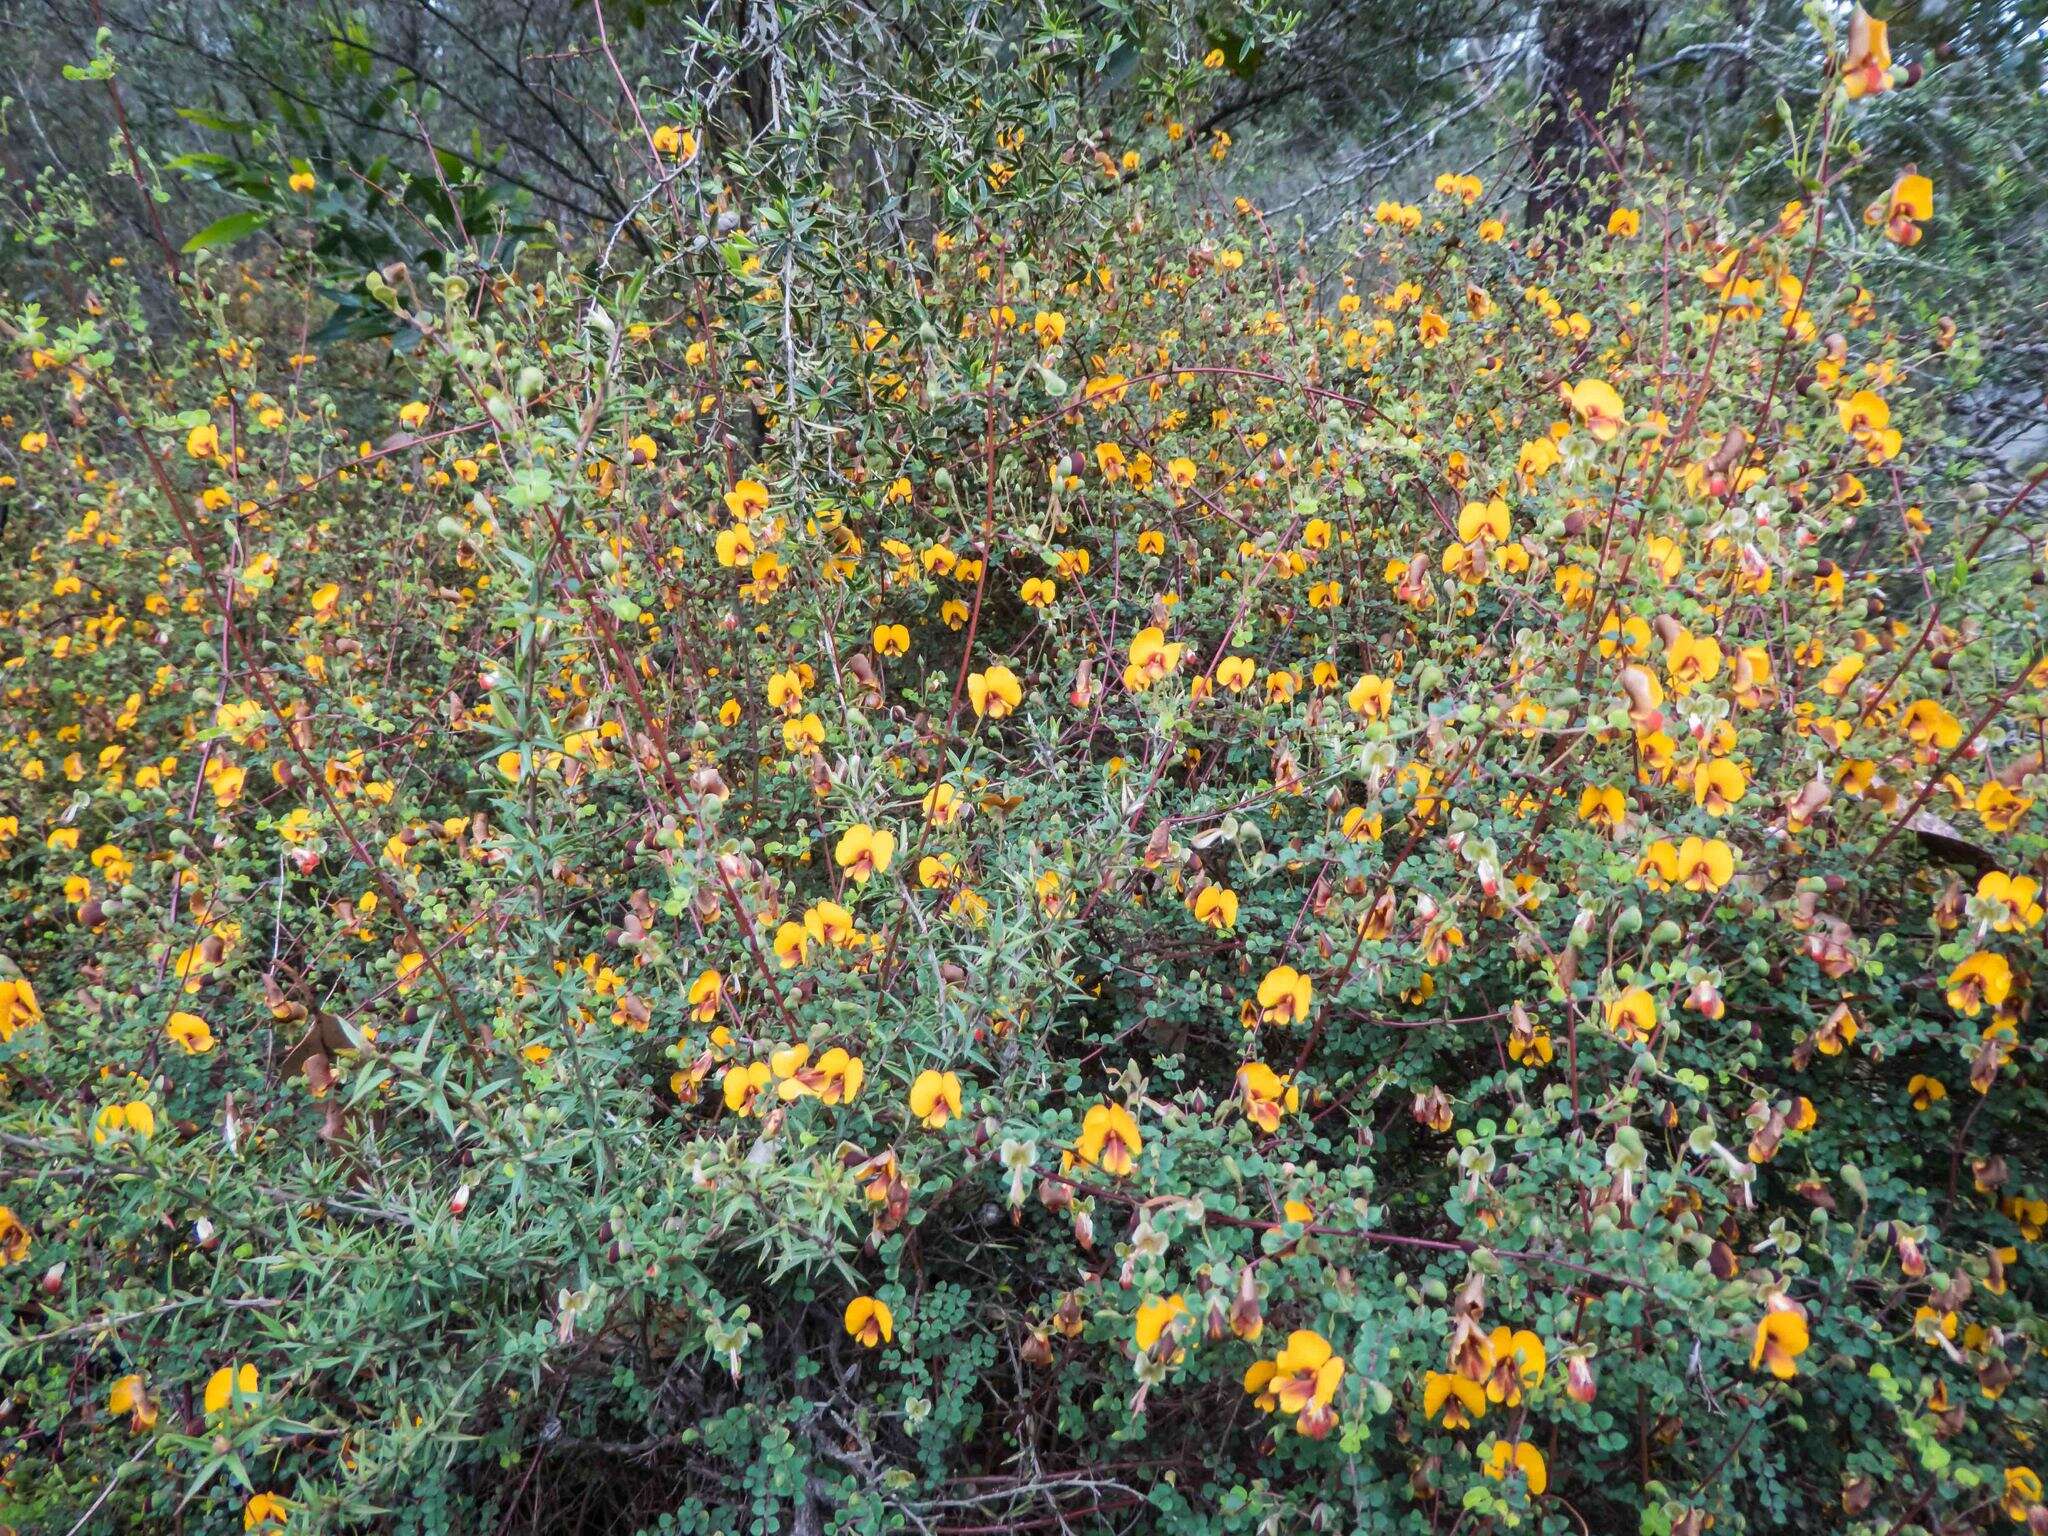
[1, 7, 2045, 1534]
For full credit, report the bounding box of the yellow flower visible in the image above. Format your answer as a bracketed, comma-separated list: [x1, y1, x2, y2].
[651, 124, 698, 160]
[1346, 672, 1393, 720]
[107, 1373, 157, 1431]
[1245, 1329, 1344, 1437]
[1606, 987, 1657, 1042]
[1074, 1102, 1142, 1177]
[834, 823, 896, 884]
[1606, 206, 1641, 237]
[1254, 965, 1313, 1027]
[921, 782, 963, 826]
[1977, 872, 2044, 933]
[1867, 169, 1933, 245]
[805, 900, 857, 948]
[1902, 699, 1962, 751]
[1749, 1299, 1810, 1378]
[1484, 1328, 1547, 1404]
[185, 421, 220, 459]
[166, 1010, 216, 1055]
[909, 1069, 964, 1128]
[1567, 378, 1626, 441]
[770, 1043, 864, 1104]
[724, 478, 770, 520]
[1134, 1294, 1189, 1360]
[688, 969, 724, 1023]
[1423, 1368, 1486, 1426]
[1191, 885, 1238, 930]
[967, 665, 1023, 719]
[244, 1492, 291, 1531]
[0, 976, 44, 1043]
[722, 1060, 772, 1115]
[1214, 655, 1255, 692]
[1945, 951, 2012, 1017]
[1123, 626, 1182, 692]
[1577, 785, 1626, 831]
[204, 1362, 260, 1416]
[1340, 807, 1382, 843]
[94, 1100, 156, 1144]
[2003, 1467, 2044, 1523]
[1674, 835, 1736, 893]
[1236, 1062, 1299, 1131]
[0, 1204, 29, 1267]
[1665, 627, 1722, 693]
[1907, 1074, 1947, 1111]
[1976, 781, 2031, 833]
[1815, 1003, 1859, 1057]
[1483, 1440, 1548, 1496]
[844, 1295, 894, 1347]
[1457, 498, 1509, 544]
[1843, 6, 1894, 99]
[397, 401, 430, 430]
[1693, 758, 1748, 816]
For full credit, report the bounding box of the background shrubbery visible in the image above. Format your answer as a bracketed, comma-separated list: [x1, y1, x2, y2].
[2, 3, 2046, 1533]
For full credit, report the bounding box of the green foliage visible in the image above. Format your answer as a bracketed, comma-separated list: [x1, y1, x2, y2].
[1, 7, 2046, 1536]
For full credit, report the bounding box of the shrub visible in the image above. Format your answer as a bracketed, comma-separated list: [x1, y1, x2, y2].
[2, 18, 2045, 1535]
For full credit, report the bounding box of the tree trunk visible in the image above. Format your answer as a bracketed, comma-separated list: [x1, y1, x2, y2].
[1526, 0, 1647, 227]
